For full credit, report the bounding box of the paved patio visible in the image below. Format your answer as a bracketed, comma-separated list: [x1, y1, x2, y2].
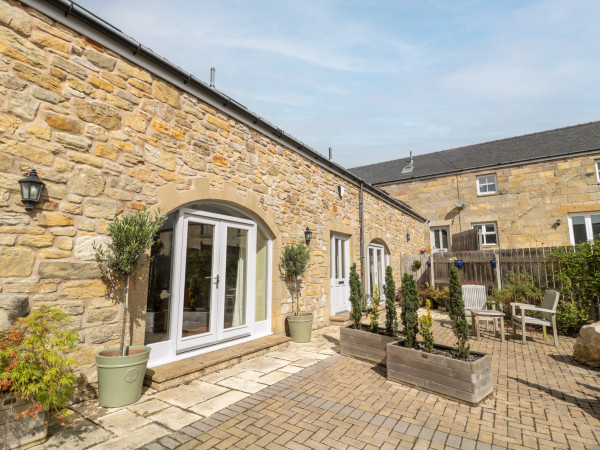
[38, 310, 600, 449]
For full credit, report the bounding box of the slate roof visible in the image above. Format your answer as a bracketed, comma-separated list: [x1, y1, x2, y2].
[350, 121, 600, 185]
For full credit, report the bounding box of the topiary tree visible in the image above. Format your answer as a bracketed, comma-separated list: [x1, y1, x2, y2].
[349, 263, 363, 329]
[419, 299, 434, 352]
[280, 241, 311, 316]
[94, 208, 166, 357]
[384, 266, 397, 336]
[400, 273, 419, 348]
[370, 286, 380, 333]
[448, 266, 470, 359]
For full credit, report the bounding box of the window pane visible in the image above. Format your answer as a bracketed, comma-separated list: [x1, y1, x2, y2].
[591, 215, 600, 240]
[486, 232, 497, 244]
[572, 216, 587, 244]
[441, 229, 448, 248]
[434, 230, 441, 249]
[485, 224, 495, 233]
[224, 228, 247, 329]
[255, 229, 268, 322]
[335, 239, 340, 279]
[369, 248, 375, 296]
[340, 239, 346, 278]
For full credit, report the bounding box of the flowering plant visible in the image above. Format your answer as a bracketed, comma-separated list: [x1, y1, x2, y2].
[449, 256, 458, 263]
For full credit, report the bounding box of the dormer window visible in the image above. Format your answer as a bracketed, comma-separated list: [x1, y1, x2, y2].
[477, 174, 497, 195]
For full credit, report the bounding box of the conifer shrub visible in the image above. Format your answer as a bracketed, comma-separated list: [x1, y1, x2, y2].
[384, 266, 397, 336]
[370, 286, 380, 333]
[448, 266, 470, 359]
[349, 263, 363, 329]
[419, 299, 434, 352]
[400, 273, 419, 348]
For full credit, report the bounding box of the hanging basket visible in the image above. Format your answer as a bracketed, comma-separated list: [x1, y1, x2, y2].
[454, 260, 463, 268]
[489, 259, 497, 268]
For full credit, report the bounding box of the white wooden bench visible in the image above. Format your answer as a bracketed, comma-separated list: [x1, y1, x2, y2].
[462, 285, 498, 334]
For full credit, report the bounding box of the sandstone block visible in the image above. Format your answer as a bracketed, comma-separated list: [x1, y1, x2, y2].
[45, 113, 84, 133]
[145, 144, 176, 171]
[0, 113, 22, 134]
[573, 322, 600, 367]
[85, 124, 109, 142]
[0, 214, 30, 226]
[74, 99, 121, 130]
[128, 78, 151, 94]
[141, 99, 174, 122]
[123, 114, 148, 132]
[0, 2, 31, 36]
[0, 247, 35, 277]
[93, 142, 119, 160]
[51, 55, 87, 80]
[38, 261, 101, 280]
[55, 132, 92, 151]
[74, 235, 110, 260]
[31, 86, 61, 104]
[151, 118, 185, 140]
[87, 308, 117, 323]
[83, 48, 116, 71]
[39, 248, 71, 259]
[0, 294, 29, 330]
[68, 166, 106, 196]
[13, 63, 61, 93]
[39, 211, 74, 226]
[57, 236, 73, 250]
[153, 80, 180, 108]
[0, 73, 27, 90]
[213, 154, 228, 166]
[4, 282, 57, 294]
[117, 90, 140, 105]
[31, 30, 69, 53]
[184, 152, 207, 171]
[90, 76, 114, 92]
[68, 151, 103, 169]
[0, 28, 45, 68]
[18, 235, 54, 247]
[88, 325, 120, 344]
[106, 94, 132, 111]
[8, 91, 40, 121]
[83, 198, 121, 219]
[117, 60, 152, 83]
[63, 280, 106, 299]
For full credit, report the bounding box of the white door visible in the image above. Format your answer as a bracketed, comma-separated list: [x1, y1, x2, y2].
[175, 210, 255, 353]
[330, 234, 350, 315]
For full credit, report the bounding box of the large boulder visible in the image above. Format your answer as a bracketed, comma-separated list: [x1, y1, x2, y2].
[573, 322, 600, 367]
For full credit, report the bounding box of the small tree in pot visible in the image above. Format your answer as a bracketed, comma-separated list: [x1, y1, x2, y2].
[349, 263, 363, 329]
[280, 241, 312, 342]
[93, 208, 166, 407]
[384, 266, 398, 336]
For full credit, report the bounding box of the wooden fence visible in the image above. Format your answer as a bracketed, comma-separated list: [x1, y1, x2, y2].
[399, 246, 572, 291]
[450, 228, 481, 252]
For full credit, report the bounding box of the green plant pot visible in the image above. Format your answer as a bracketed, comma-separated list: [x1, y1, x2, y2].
[95, 346, 151, 408]
[287, 312, 314, 343]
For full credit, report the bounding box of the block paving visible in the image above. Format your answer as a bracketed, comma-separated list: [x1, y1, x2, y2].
[38, 311, 600, 449]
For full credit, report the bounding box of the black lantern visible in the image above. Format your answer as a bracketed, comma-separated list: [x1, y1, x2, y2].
[18, 169, 44, 211]
[406, 232, 410, 241]
[304, 226, 312, 246]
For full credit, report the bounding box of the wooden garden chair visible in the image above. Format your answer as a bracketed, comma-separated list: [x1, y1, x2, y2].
[462, 285, 499, 332]
[510, 289, 560, 346]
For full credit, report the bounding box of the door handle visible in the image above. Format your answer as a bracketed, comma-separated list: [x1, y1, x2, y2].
[205, 275, 220, 288]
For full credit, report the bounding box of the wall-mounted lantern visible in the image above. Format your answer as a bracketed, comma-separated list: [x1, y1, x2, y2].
[406, 232, 410, 241]
[555, 218, 562, 226]
[337, 185, 344, 198]
[18, 169, 44, 211]
[304, 226, 312, 246]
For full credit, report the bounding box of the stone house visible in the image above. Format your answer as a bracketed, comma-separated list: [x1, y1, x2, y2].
[0, 0, 426, 377]
[351, 122, 600, 251]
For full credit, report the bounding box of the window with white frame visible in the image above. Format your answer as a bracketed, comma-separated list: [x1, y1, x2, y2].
[477, 174, 497, 195]
[595, 160, 600, 182]
[568, 213, 600, 245]
[430, 227, 449, 252]
[472, 223, 498, 245]
[366, 242, 388, 302]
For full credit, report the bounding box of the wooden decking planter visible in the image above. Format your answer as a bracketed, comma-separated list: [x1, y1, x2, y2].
[386, 342, 493, 405]
[340, 326, 396, 366]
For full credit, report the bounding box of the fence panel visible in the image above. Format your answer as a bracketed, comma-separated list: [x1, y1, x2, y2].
[451, 228, 482, 252]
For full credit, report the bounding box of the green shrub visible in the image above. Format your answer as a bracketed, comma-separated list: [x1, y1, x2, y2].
[349, 263, 363, 329]
[0, 307, 80, 421]
[488, 271, 543, 316]
[448, 267, 470, 359]
[384, 266, 398, 336]
[400, 273, 419, 349]
[419, 299, 434, 352]
[370, 286, 380, 333]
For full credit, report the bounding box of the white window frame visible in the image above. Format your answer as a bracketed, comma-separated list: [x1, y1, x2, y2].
[366, 243, 389, 303]
[476, 174, 497, 195]
[471, 223, 498, 246]
[595, 160, 600, 183]
[430, 227, 450, 252]
[567, 212, 600, 245]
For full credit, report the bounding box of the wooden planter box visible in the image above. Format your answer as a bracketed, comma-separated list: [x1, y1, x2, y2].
[340, 326, 396, 366]
[386, 342, 492, 405]
[0, 395, 47, 449]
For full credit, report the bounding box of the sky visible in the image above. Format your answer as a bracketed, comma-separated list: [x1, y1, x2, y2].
[76, 0, 600, 169]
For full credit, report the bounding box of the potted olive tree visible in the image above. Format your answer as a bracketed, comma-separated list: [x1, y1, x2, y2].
[93, 208, 166, 407]
[0, 307, 79, 448]
[280, 241, 312, 342]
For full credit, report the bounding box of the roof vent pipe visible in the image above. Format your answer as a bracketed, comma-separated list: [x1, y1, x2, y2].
[210, 67, 215, 88]
[410, 150, 413, 165]
[329, 147, 332, 160]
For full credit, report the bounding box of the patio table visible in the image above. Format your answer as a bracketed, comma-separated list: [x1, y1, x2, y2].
[469, 309, 505, 342]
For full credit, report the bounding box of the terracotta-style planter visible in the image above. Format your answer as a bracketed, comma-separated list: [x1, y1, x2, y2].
[340, 326, 396, 366]
[386, 342, 492, 405]
[0, 394, 47, 449]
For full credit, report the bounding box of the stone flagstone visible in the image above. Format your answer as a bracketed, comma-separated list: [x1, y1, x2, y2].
[189, 390, 249, 417]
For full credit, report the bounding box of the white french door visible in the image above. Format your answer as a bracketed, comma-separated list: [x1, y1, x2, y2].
[330, 234, 350, 315]
[367, 244, 387, 302]
[174, 210, 255, 353]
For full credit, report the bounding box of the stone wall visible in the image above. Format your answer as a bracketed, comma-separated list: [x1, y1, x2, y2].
[0, 0, 425, 377]
[384, 154, 600, 249]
